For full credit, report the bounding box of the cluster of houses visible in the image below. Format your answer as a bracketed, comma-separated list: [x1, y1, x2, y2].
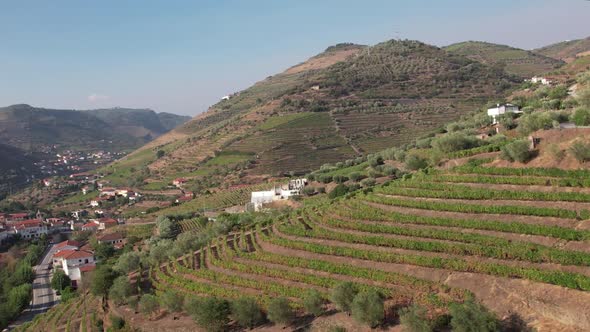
[0, 211, 69, 243]
[249, 178, 308, 211]
[50, 231, 126, 287]
[35, 148, 122, 178]
[0, 208, 123, 246]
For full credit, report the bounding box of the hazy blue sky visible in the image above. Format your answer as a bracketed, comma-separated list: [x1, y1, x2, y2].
[0, 0, 588, 116]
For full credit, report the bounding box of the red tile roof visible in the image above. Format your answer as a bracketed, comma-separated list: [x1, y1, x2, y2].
[55, 240, 81, 249]
[99, 218, 117, 224]
[9, 213, 29, 219]
[64, 250, 94, 260]
[98, 232, 123, 242]
[82, 222, 98, 229]
[13, 219, 43, 228]
[79, 264, 96, 272]
[54, 249, 94, 260]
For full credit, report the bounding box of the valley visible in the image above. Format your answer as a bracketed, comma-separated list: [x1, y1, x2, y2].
[2, 25, 590, 332]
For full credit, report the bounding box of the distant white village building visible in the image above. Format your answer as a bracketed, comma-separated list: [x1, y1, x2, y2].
[249, 179, 308, 211]
[487, 103, 521, 125]
[221, 95, 231, 101]
[529, 76, 552, 86]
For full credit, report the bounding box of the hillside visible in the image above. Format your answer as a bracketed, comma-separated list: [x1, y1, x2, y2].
[106, 39, 518, 195]
[0, 104, 190, 153]
[0, 143, 39, 199]
[0, 104, 189, 197]
[86, 107, 190, 139]
[444, 41, 564, 77]
[535, 36, 590, 62]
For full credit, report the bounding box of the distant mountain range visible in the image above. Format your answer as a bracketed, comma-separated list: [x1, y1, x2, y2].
[0, 104, 190, 197]
[0, 104, 190, 153]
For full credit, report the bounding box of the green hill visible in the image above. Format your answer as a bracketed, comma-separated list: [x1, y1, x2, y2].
[0, 104, 190, 153]
[535, 36, 590, 62]
[108, 39, 518, 193]
[444, 41, 564, 77]
[0, 143, 39, 200]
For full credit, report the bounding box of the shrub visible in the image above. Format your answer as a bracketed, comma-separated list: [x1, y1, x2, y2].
[267, 297, 294, 325]
[432, 133, 481, 153]
[139, 294, 160, 316]
[302, 186, 316, 196]
[399, 304, 432, 332]
[110, 315, 125, 330]
[317, 186, 326, 194]
[349, 172, 365, 182]
[368, 155, 384, 167]
[394, 150, 407, 162]
[60, 286, 77, 303]
[569, 141, 590, 163]
[231, 297, 264, 329]
[450, 300, 498, 332]
[319, 175, 333, 184]
[405, 155, 428, 170]
[518, 111, 563, 135]
[91, 265, 117, 299]
[109, 276, 133, 305]
[303, 289, 324, 317]
[51, 269, 71, 292]
[331, 282, 358, 314]
[382, 165, 398, 176]
[191, 297, 230, 332]
[498, 113, 517, 130]
[360, 178, 376, 187]
[572, 107, 590, 126]
[159, 290, 184, 313]
[501, 140, 532, 163]
[333, 175, 349, 184]
[329, 184, 349, 199]
[547, 144, 565, 161]
[351, 290, 384, 328]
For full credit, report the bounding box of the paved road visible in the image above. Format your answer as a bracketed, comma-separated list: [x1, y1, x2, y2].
[7, 244, 59, 330]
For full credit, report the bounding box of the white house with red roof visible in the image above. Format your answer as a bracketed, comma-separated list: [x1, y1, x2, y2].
[99, 187, 117, 197]
[97, 232, 125, 249]
[98, 218, 118, 230]
[81, 221, 99, 232]
[53, 249, 95, 286]
[11, 219, 48, 239]
[55, 239, 81, 251]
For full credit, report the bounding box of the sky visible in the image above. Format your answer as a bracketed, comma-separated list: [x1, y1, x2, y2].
[0, 0, 589, 116]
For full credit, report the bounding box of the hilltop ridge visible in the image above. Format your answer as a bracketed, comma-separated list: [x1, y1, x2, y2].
[109, 39, 518, 196]
[444, 40, 564, 77]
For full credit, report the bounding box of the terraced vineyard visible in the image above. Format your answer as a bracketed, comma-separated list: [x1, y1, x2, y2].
[152, 159, 590, 330]
[157, 182, 281, 214]
[15, 294, 101, 332]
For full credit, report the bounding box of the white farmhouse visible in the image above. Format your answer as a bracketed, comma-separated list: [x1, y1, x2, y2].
[487, 103, 521, 125]
[250, 179, 308, 211]
[530, 76, 552, 85]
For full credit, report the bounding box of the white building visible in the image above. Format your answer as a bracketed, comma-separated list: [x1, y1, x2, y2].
[250, 179, 308, 211]
[530, 76, 552, 85]
[11, 219, 49, 240]
[487, 103, 521, 125]
[53, 249, 95, 286]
